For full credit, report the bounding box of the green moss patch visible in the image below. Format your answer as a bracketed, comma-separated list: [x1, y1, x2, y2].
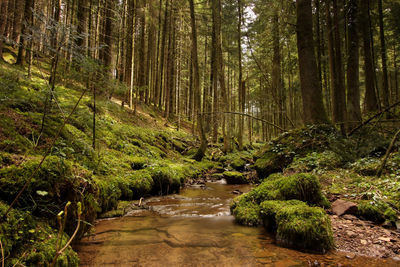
[223, 171, 247, 184]
[0, 156, 98, 238]
[260, 200, 307, 230]
[254, 125, 339, 178]
[0, 201, 79, 267]
[276, 205, 334, 253]
[357, 200, 398, 224]
[237, 173, 329, 208]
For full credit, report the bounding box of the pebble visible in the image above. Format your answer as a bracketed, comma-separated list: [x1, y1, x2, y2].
[345, 253, 355, 259]
[346, 231, 357, 238]
[379, 237, 391, 242]
[360, 240, 368, 245]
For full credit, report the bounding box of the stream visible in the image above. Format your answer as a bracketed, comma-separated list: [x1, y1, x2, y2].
[75, 182, 398, 266]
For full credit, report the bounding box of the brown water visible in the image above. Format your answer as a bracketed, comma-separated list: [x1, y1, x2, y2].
[75, 182, 398, 266]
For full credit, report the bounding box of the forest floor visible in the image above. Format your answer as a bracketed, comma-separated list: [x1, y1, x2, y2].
[0, 47, 399, 265]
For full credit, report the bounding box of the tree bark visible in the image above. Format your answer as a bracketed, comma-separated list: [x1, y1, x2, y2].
[346, 0, 362, 127]
[189, 0, 207, 161]
[0, 0, 9, 60]
[296, 0, 329, 124]
[360, 0, 379, 113]
[237, 0, 244, 150]
[378, 0, 389, 110]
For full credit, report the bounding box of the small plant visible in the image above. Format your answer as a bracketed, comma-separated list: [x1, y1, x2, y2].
[50, 201, 82, 267]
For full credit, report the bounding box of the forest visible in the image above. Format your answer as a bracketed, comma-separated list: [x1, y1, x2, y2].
[0, 0, 399, 266]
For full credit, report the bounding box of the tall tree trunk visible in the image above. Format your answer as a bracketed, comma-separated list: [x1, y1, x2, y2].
[331, 0, 346, 134]
[76, 0, 89, 54]
[16, 0, 33, 66]
[102, 0, 114, 73]
[237, 0, 244, 150]
[0, 0, 9, 60]
[346, 0, 362, 127]
[360, 0, 379, 112]
[296, 0, 328, 124]
[189, 0, 207, 161]
[378, 0, 389, 109]
[213, 0, 230, 152]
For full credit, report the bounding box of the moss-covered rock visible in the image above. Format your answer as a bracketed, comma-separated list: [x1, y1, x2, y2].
[236, 173, 329, 208]
[223, 171, 247, 184]
[357, 200, 398, 224]
[288, 151, 343, 172]
[231, 197, 260, 226]
[231, 158, 246, 171]
[254, 125, 339, 178]
[276, 205, 334, 253]
[260, 200, 307, 230]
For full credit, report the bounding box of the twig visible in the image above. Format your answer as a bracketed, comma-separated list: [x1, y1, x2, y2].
[348, 101, 400, 136]
[376, 129, 400, 177]
[2, 88, 88, 220]
[0, 238, 4, 267]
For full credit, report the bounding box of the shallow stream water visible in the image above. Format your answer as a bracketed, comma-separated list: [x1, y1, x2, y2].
[75, 182, 398, 266]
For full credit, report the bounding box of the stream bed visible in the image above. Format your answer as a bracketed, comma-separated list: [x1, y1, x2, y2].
[75, 182, 398, 266]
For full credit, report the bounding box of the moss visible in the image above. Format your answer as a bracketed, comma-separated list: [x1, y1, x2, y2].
[231, 158, 246, 171]
[238, 173, 327, 207]
[253, 125, 342, 178]
[0, 201, 79, 267]
[351, 157, 381, 176]
[260, 200, 307, 230]
[223, 171, 247, 184]
[148, 166, 181, 195]
[231, 199, 261, 226]
[357, 200, 398, 223]
[276, 205, 334, 253]
[129, 156, 149, 170]
[99, 201, 132, 218]
[288, 151, 343, 172]
[126, 169, 154, 198]
[0, 156, 98, 238]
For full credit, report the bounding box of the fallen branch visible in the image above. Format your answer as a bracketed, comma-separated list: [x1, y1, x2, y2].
[348, 101, 400, 136]
[376, 129, 400, 178]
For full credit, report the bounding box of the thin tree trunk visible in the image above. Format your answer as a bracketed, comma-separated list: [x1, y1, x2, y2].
[237, 0, 244, 150]
[378, 0, 389, 110]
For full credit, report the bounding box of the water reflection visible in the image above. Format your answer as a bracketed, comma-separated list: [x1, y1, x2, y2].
[75, 183, 397, 266]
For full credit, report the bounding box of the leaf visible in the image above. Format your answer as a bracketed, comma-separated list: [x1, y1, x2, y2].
[36, 190, 49, 196]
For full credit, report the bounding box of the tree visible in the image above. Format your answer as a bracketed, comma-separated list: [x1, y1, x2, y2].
[189, 0, 207, 161]
[296, 0, 328, 124]
[360, 0, 379, 113]
[346, 0, 362, 126]
[0, 0, 9, 60]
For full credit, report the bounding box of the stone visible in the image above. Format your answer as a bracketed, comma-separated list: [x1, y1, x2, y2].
[332, 199, 358, 216]
[379, 237, 391, 242]
[343, 214, 358, 221]
[396, 221, 400, 231]
[346, 230, 357, 238]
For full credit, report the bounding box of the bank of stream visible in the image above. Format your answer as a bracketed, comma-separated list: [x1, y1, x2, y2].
[74, 181, 397, 266]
